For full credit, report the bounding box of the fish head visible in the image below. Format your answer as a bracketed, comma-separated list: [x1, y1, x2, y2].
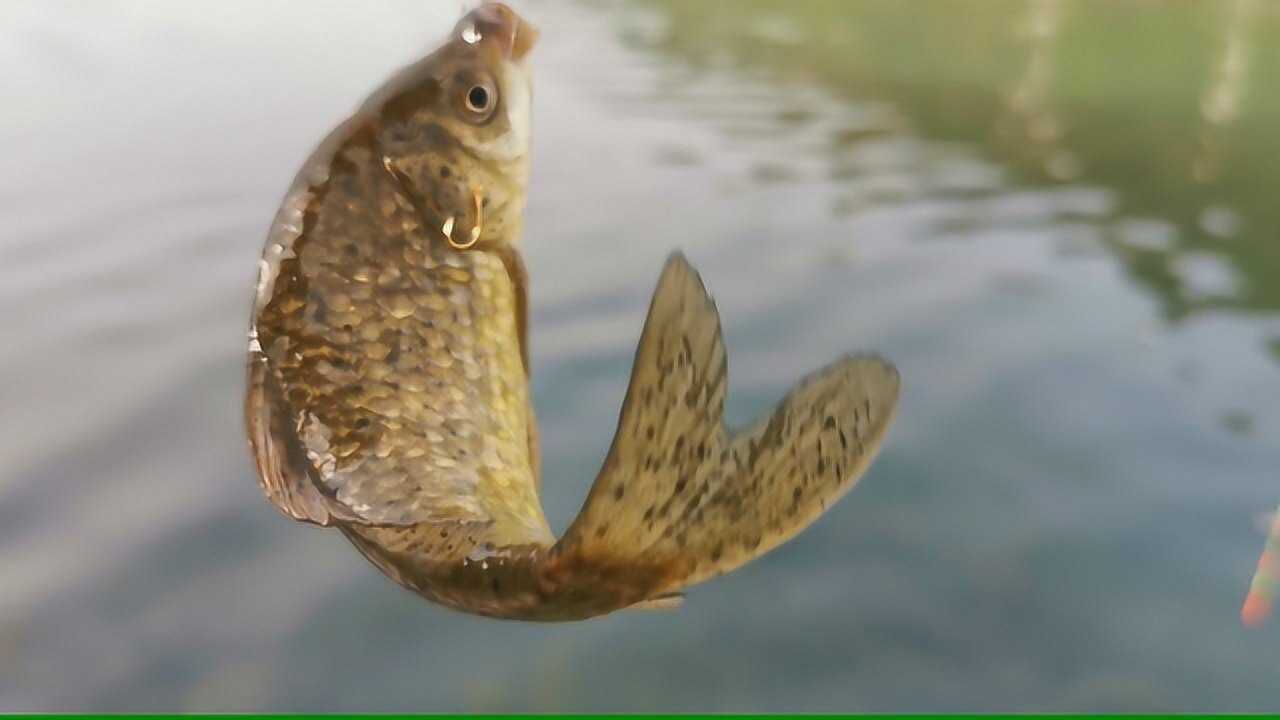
[370, 2, 539, 248]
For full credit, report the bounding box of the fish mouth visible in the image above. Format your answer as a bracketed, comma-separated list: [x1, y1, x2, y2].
[456, 2, 539, 62]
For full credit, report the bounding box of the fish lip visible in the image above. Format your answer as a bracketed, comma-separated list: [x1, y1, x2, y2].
[456, 2, 539, 62]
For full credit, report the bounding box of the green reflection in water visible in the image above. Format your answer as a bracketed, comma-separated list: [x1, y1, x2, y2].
[626, 0, 1280, 323]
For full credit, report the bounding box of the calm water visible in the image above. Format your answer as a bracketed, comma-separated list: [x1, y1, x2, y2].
[3, 0, 1279, 711]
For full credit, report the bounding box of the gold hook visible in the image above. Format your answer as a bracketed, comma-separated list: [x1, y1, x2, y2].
[382, 155, 484, 252]
[444, 186, 484, 250]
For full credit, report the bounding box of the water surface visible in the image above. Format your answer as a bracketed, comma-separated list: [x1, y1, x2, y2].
[2, 0, 1278, 711]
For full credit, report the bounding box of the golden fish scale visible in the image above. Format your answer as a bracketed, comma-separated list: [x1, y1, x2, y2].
[255, 139, 550, 549]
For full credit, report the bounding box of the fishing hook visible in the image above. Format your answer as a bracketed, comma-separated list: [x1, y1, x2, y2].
[443, 185, 484, 251]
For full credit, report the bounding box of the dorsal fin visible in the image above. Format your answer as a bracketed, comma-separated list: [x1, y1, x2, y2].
[246, 358, 359, 527]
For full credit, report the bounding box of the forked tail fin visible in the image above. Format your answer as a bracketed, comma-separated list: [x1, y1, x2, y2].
[547, 254, 900, 607]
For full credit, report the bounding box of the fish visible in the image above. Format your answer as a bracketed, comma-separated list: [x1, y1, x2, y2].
[245, 2, 901, 622]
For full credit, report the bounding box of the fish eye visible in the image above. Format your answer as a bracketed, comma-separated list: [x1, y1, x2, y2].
[458, 76, 498, 124]
[466, 85, 490, 113]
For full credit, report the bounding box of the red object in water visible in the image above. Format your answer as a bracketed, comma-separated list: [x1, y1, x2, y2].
[1242, 513, 1278, 628]
[1241, 590, 1271, 628]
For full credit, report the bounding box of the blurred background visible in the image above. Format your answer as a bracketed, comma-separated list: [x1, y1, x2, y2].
[2, 0, 1279, 711]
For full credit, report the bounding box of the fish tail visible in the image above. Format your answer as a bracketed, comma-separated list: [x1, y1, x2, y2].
[548, 254, 900, 607]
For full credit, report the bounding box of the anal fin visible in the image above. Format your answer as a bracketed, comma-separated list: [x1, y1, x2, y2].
[627, 593, 686, 611]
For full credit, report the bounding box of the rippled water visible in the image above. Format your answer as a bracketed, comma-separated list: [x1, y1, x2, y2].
[3, 0, 1278, 711]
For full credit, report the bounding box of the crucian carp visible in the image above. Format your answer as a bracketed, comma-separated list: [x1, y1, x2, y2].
[246, 2, 900, 621]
